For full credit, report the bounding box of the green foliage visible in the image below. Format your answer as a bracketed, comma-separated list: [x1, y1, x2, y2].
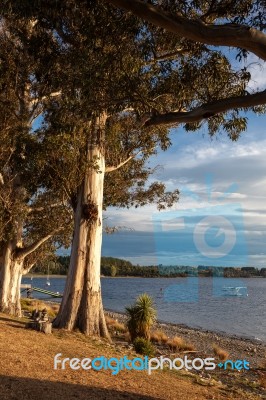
[133, 337, 155, 357]
[101, 257, 133, 269]
[110, 265, 117, 277]
[126, 293, 157, 341]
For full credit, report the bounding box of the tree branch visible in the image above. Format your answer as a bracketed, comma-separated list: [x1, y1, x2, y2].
[29, 91, 61, 107]
[106, 0, 266, 61]
[145, 48, 190, 65]
[15, 229, 61, 261]
[105, 153, 138, 173]
[27, 202, 64, 214]
[144, 89, 266, 127]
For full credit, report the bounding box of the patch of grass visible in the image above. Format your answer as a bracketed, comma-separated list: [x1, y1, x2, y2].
[112, 322, 127, 333]
[151, 330, 168, 344]
[105, 315, 116, 326]
[212, 344, 229, 361]
[133, 337, 155, 357]
[124, 331, 131, 342]
[20, 299, 58, 318]
[105, 316, 127, 333]
[167, 336, 195, 352]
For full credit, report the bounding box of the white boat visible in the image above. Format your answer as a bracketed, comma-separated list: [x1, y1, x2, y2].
[222, 286, 247, 296]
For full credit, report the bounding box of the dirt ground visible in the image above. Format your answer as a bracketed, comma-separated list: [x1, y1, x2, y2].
[0, 313, 264, 400]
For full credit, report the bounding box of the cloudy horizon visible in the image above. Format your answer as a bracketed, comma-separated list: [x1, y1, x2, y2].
[102, 113, 266, 268]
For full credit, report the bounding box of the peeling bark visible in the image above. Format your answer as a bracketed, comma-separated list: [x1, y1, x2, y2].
[54, 113, 110, 340]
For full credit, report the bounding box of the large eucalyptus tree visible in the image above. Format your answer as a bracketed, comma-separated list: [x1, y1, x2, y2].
[1, 0, 264, 335]
[0, 16, 71, 316]
[35, 1, 254, 337]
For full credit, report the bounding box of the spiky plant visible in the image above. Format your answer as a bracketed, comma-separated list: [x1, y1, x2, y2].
[126, 293, 157, 341]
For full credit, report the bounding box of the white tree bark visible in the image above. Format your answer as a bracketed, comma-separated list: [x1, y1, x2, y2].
[0, 242, 23, 316]
[0, 230, 61, 317]
[54, 113, 110, 339]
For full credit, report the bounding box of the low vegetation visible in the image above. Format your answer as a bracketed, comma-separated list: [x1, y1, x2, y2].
[167, 336, 196, 352]
[133, 337, 155, 357]
[20, 299, 59, 318]
[125, 293, 157, 341]
[105, 316, 127, 334]
[151, 330, 168, 345]
[212, 344, 229, 361]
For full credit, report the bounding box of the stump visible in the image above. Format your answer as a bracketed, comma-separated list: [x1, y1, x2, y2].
[28, 308, 52, 334]
[40, 321, 52, 334]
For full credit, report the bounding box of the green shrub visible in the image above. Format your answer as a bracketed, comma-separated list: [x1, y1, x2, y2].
[125, 293, 156, 341]
[133, 337, 155, 357]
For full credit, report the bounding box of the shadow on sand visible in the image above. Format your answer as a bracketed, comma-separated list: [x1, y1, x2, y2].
[0, 375, 159, 400]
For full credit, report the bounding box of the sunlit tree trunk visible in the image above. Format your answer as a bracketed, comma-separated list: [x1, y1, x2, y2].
[0, 217, 57, 317]
[54, 113, 110, 339]
[0, 240, 24, 317]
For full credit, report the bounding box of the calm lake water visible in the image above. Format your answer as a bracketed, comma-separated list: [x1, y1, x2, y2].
[21, 276, 266, 342]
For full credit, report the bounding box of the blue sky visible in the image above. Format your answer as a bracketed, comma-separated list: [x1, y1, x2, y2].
[102, 56, 266, 267]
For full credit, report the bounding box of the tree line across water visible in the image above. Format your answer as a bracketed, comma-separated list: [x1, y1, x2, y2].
[32, 256, 266, 278]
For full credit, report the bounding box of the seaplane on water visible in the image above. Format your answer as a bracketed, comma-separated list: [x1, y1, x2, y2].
[222, 286, 248, 296]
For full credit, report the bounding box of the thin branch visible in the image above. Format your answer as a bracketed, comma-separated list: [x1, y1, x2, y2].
[105, 152, 139, 173]
[144, 89, 266, 127]
[106, 0, 266, 61]
[145, 48, 191, 65]
[29, 91, 61, 107]
[27, 202, 64, 214]
[23, 262, 36, 275]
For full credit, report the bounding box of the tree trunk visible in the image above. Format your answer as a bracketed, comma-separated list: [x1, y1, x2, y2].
[53, 113, 110, 340]
[0, 242, 23, 317]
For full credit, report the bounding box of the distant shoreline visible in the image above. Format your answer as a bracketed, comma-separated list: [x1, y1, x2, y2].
[25, 274, 266, 279]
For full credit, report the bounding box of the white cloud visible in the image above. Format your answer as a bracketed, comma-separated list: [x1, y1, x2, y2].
[103, 118, 266, 266]
[245, 54, 266, 91]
